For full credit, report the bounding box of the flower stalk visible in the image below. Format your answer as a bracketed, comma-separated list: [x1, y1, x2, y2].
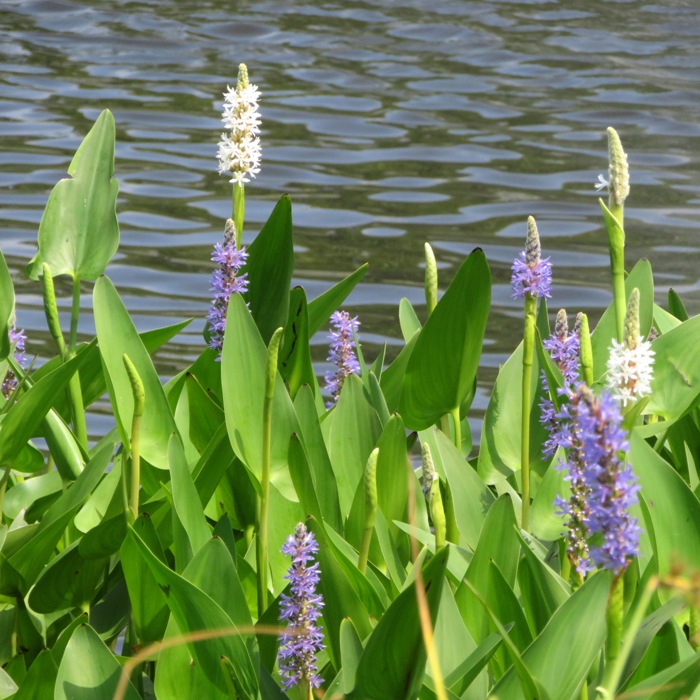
[512, 216, 552, 530]
[258, 326, 283, 617]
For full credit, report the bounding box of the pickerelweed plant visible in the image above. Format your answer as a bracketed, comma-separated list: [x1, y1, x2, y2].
[2, 76, 700, 700]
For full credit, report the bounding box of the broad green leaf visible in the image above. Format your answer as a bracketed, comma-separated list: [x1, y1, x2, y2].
[245, 194, 294, 344]
[340, 618, 363, 695]
[12, 649, 57, 700]
[54, 624, 140, 700]
[279, 286, 316, 400]
[28, 539, 106, 613]
[643, 316, 700, 426]
[0, 348, 90, 469]
[323, 373, 382, 518]
[8, 443, 111, 592]
[120, 513, 169, 644]
[530, 448, 568, 541]
[3, 471, 62, 520]
[293, 386, 343, 532]
[516, 531, 569, 636]
[492, 571, 611, 700]
[169, 433, 211, 569]
[398, 297, 421, 342]
[0, 251, 14, 359]
[307, 263, 369, 337]
[0, 668, 17, 699]
[184, 373, 224, 453]
[351, 547, 449, 700]
[399, 248, 491, 430]
[221, 293, 300, 500]
[374, 415, 411, 535]
[26, 110, 119, 281]
[591, 259, 654, 381]
[668, 288, 689, 322]
[419, 427, 494, 550]
[94, 276, 177, 468]
[379, 333, 417, 419]
[626, 650, 700, 700]
[127, 526, 260, 699]
[631, 432, 700, 577]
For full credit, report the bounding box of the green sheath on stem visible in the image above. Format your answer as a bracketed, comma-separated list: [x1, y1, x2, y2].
[41, 263, 66, 356]
[521, 293, 537, 532]
[578, 313, 594, 386]
[422, 443, 446, 550]
[424, 242, 438, 316]
[257, 326, 283, 617]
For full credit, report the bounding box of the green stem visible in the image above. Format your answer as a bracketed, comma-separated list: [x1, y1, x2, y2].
[690, 606, 699, 651]
[233, 183, 245, 250]
[67, 275, 88, 449]
[451, 406, 462, 453]
[598, 576, 656, 698]
[0, 466, 10, 520]
[605, 576, 624, 667]
[257, 328, 283, 618]
[521, 293, 537, 532]
[123, 355, 145, 523]
[607, 204, 626, 344]
[358, 528, 372, 575]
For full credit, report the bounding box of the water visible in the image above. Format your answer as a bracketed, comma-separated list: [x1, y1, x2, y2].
[2, 0, 700, 432]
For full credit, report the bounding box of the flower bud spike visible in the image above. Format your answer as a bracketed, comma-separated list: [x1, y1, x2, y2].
[421, 442, 446, 550]
[424, 242, 438, 316]
[624, 288, 640, 350]
[41, 263, 66, 357]
[578, 313, 594, 387]
[607, 127, 629, 208]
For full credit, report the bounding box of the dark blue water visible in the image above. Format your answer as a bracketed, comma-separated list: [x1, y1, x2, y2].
[2, 0, 700, 432]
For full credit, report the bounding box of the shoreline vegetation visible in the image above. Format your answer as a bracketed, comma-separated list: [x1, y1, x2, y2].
[1, 65, 700, 700]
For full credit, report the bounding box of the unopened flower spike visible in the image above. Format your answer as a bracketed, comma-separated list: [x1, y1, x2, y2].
[2, 323, 27, 399]
[279, 523, 324, 692]
[606, 127, 629, 208]
[511, 216, 552, 299]
[606, 288, 655, 407]
[206, 218, 249, 356]
[217, 63, 262, 187]
[324, 310, 361, 407]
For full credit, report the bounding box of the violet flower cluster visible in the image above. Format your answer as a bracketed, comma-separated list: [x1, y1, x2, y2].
[511, 216, 552, 299]
[552, 384, 640, 576]
[278, 522, 325, 691]
[539, 309, 581, 457]
[206, 219, 248, 355]
[324, 310, 360, 407]
[2, 324, 27, 399]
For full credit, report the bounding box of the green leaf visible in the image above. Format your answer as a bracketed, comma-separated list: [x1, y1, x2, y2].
[398, 298, 421, 342]
[54, 624, 140, 700]
[492, 571, 611, 700]
[626, 650, 700, 700]
[399, 248, 491, 430]
[245, 194, 294, 344]
[352, 547, 449, 700]
[591, 259, 654, 381]
[643, 316, 700, 427]
[323, 374, 382, 518]
[127, 526, 260, 699]
[0, 348, 90, 469]
[631, 432, 700, 576]
[94, 276, 177, 468]
[120, 513, 170, 644]
[185, 373, 225, 453]
[11, 649, 57, 700]
[379, 331, 418, 413]
[307, 263, 369, 337]
[279, 286, 316, 400]
[339, 617, 364, 695]
[0, 668, 18, 699]
[221, 293, 300, 500]
[667, 288, 689, 322]
[0, 251, 14, 360]
[419, 427, 495, 550]
[26, 110, 119, 281]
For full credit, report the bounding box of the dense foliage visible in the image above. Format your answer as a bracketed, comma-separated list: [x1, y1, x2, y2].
[1, 84, 700, 700]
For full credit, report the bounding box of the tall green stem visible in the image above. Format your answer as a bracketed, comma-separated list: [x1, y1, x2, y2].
[605, 576, 624, 666]
[233, 183, 245, 250]
[521, 293, 537, 531]
[451, 406, 462, 453]
[257, 327, 283, 618]
[67, 274, 88, 449]
[609, 234, 626, 343]
[358, 448, 378, 574]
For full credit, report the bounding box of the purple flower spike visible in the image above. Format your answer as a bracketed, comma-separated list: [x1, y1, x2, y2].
[2, 324, 27, 399]
[540, 309, 581, 457]
[324, 310, 361, 407]
[279, 523, 325, 691]
[206, 218, 248, 356]
[555, 384, 640, 576]
[511, 216, 552, 299]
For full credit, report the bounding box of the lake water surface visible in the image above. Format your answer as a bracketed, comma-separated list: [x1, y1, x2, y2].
[2, 0, 700, 434]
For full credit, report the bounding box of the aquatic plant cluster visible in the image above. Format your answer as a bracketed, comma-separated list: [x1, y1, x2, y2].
[1, 64, 700, 700]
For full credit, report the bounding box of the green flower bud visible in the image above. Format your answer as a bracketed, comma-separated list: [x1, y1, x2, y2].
[424, 242, 438, 315]
[607, 127, 629, 207]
